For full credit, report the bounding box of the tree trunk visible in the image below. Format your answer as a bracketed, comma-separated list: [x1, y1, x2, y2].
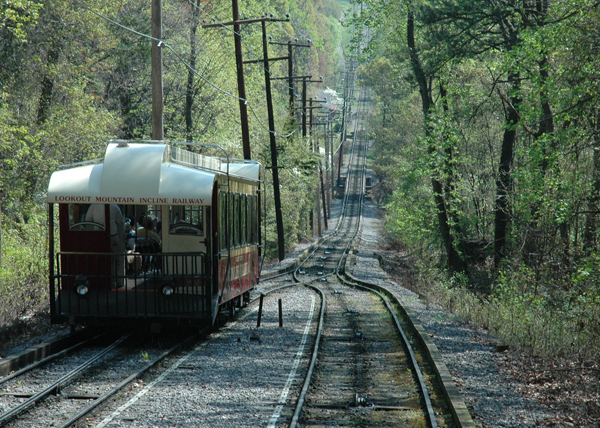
[494, 72, 520, 266]
[535, 1, 569, 257]
[585, 109, 600, 253]
[493, 5, 523, 268]
[440, 81, 462, 238]
[407, 8, 466, 273]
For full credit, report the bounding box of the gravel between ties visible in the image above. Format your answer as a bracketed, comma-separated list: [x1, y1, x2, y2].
[1, 200, 592, 427]
[84, 288, 319, 428]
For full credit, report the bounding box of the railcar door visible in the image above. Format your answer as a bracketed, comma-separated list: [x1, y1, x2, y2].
[59, 203, 112, 290]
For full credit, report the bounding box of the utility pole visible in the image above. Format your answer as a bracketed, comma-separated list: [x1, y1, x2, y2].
[327, 118, 334, 207]
[261, 20, 285, 261]
[307, 98, 328, 235]
[336, 97, 346, 187]
[232, 0, 251, 159]
[309, 98, 321, 237]
[300, 96, 327, 235]
[317, 114, 334, 216]
[301, 76, 324, 137]
[314, 116, 331, 224]
[302, 77, 308, 137]
[269, 40, 311, 120]
[288, 42, 294, 113]
[151, 0, 163, 140]
[205, 14, 289, 259]
[202, 0, 253, 159]
[337, 62, 355, 187]
[271, 73, 312, 132]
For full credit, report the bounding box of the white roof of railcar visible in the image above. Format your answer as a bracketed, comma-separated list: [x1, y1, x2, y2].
[47, 142, 260, 206]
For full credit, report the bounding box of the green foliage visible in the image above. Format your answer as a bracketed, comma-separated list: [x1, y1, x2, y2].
[0, 0, 42, 41]
[430, 263, 600, 358]
[355, 0, 600, 358]
[0, 208, 48, 326]
[0, 110, 45, 219]
[260, 134, 319, 257]
[385, 173, 438, 255]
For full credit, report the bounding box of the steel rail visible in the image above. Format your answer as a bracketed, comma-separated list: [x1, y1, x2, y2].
[286, 89, 371, 427]
[57, 331, 203, 428]
[288, 88, 439, 428]
[335, 89, 439, 427]
[0, 333, 132, 426]
[292, 92, 367, 278]
[288, 282, 325, 428]
[0, 334, 105, 387]
[336, 273, 439, 428]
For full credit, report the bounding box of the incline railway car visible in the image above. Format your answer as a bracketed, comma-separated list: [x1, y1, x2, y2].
[47, 140, 262, 328]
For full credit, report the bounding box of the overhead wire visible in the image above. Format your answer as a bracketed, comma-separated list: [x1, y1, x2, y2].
[181, 2, 308, 138]
[75, 0, 329, 140]
[184, 0, 281, 80]
[176, 0, 318, 134]
[74, 0, 243, 104]
[179, 0, 303, 126]
[184, 0, 242, 37]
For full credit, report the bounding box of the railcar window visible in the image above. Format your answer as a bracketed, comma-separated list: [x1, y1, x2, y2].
[251, 195, 255, 244]
[246, 198, 251, 243]
[148, 207, 161, 224]
[229, 194, 235, 249]
[68, 203, 105, 231]
[219, 192, 227, 251]
[169, 205, 203, 235]
[251, 194, 258, 244]
[123, 205, 158, 232]
[246, 195, 251, 245]
[241, 194, 247, 245]
[234, 193, 240, 247]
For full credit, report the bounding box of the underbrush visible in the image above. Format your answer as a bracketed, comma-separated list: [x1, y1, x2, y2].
[0, 212, 49, 337]
[419, 262, 600, 360]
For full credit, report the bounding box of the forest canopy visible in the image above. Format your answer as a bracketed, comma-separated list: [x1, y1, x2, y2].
[352, 0, 600, 357]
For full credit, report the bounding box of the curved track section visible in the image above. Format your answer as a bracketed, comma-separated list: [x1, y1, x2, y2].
[283, 89, 443, 427]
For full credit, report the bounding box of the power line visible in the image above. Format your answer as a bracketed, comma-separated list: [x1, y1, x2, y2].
[74, 0, 245, 103]
[75, 0, 311, 140]
[184, 0, 242, 37]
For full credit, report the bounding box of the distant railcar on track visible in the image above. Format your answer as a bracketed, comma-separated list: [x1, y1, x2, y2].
[47, 140, 262, 328]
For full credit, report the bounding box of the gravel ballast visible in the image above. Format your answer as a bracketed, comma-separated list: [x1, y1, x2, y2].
[87, 288, 319, 428]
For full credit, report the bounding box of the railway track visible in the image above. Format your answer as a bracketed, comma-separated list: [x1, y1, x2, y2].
[0, 331, 197, 427]
[261, 89, 458, 427]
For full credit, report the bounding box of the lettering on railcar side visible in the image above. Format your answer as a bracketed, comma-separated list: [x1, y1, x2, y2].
[52, 196, 209, 204]
[140, 197, 169, 204]
[172, 198, 204, 204]
[52, 195, 92, 202]
[95, 196, 135, 203]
